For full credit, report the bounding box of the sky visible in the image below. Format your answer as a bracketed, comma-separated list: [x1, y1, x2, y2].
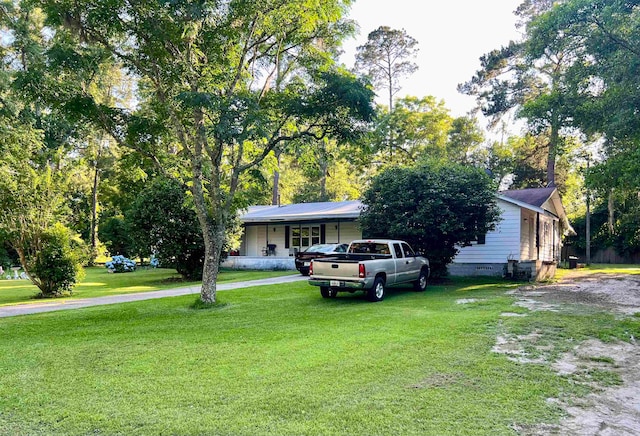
[339, 0, 524, 119]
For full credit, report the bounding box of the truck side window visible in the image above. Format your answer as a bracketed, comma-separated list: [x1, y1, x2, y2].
[393, 243, 403, 258]
[401, 243, 415, 257]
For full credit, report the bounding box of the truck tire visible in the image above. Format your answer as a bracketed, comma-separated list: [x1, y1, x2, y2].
[320, 287, 337, 298]
[413, 268, 428, 292]
[366, 276, 385, 302]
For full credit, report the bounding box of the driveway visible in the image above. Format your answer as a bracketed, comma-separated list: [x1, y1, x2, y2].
[0, 274, 308, 318]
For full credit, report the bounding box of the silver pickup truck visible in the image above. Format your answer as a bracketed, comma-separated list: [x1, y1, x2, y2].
[308, 239, 430, 302]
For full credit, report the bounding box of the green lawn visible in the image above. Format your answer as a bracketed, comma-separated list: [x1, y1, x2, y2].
[0, 267, 295, 306]
[554, 263, 640, 280]
[2, 270, 638, 435]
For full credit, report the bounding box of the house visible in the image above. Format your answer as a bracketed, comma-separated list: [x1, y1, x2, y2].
[223, 201, 362, 270]
[448, 187, 575, 280]
[225, 187, 573, 280]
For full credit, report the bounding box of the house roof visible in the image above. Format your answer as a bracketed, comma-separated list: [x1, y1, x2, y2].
[240, 200, 362, 223]
[499, 186, 575, 236]
[240, 187, 575, 235]
[500, 187, 556, 208]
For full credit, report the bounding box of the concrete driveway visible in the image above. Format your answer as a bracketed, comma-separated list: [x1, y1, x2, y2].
[0, 274, 308, 318]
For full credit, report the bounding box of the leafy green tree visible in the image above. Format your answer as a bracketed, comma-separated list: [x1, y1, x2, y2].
[0, 124, 85, 296]
[127, 178, 206, 280]
[359, 161, 501, 277]
[97, 215, 133, 258]
[37, 0, 376, 303]
[446, 116, 485, 164]
[459, 0, 580, 186]
[524, 0, 640, 253]
[355, 26, 419, 110]
[375, 96, 452, 165]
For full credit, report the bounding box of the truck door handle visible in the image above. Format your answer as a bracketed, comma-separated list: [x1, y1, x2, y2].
[406, 261, 410, 264]
[332, 264, 339, 268]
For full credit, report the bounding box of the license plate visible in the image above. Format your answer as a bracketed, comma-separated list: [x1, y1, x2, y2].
[303, 262, 310, 266]
[330, 280, 341, 287]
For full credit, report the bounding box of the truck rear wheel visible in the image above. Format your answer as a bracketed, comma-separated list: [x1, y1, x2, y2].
[366, 277, 385, 302]
[413, 268, 428, 292]
[320, 287, 337, 298]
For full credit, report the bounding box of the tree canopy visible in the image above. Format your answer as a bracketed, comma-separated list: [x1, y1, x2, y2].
[35, 0, 376, 303]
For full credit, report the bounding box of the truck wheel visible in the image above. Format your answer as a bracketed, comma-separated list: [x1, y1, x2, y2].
[320, 287, 337, 298]
[367, 277, 385, 302]
[413, 268, 428, 292]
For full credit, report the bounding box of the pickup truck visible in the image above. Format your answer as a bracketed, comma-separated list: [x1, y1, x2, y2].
[308, 239, 429, 302]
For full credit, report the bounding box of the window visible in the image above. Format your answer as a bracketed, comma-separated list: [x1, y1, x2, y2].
[401, 243, 415, 257]
[290, 225, 320, 250]
[393, 243, 403, 258]
[311, 227, 320, 245]
[292, 227, 301, 248]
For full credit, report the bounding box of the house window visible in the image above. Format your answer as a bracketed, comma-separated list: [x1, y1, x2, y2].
[291, 225, 320, 249]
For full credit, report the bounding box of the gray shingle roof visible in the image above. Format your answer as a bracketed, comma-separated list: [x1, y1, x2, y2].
[500, 187, 556, 208]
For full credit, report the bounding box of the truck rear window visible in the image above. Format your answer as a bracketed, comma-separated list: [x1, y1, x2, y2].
[348, 243, 391, 255]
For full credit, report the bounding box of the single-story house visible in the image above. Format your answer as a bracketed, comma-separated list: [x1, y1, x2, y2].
[224, 187, 574, 280]
[223, 201, 362, 270]
[449, 187, 575, 280]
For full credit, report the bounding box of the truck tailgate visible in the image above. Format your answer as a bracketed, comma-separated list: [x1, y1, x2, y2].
[311, 258, 361, 279]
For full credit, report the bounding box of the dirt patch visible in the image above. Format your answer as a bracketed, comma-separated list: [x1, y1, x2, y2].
[499, 272, 640, 435]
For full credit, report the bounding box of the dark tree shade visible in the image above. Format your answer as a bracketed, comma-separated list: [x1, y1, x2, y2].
[359, 161, 501, 277]
[127, 178, 205, 280]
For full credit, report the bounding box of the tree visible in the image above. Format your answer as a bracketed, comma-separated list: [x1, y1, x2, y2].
[525, 0, 640, 254]
[373, 96, 452, 165]
[446, 116, 485, 164]
[0, 125, 85, 296]
[355, 26, 419, 110]
[38, 0, 376, 303]
[359, 161, 501, 277]
[127, 178, 207, 280]
[459, 1, 580, 186]
[0, 3, 86, 297]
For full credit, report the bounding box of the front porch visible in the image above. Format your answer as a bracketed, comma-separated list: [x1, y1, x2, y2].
[222, 256, 296, 271]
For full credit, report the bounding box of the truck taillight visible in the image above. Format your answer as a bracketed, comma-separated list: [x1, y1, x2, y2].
[359, 263, 366, 278]
[309, 261, 313, 276]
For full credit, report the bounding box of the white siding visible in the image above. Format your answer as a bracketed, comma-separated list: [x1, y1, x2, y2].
[521, 210, 536, 261]
[255, 225, 268, 257]
[539, 215, 558, 262]
[453, 200, 522, 263]
[243, 225, 260, 256]
[327, 221, 361, 244]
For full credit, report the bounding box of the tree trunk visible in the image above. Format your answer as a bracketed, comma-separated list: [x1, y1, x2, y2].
[608, 189, 615, 233]
[547, 119, 559, 186]
[199, 224, 221, 304]
[272, 150, 281, 205]
[90, 154, 100, 254]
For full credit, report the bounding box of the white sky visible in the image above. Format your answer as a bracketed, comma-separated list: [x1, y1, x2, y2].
[340, 0, 524, 119]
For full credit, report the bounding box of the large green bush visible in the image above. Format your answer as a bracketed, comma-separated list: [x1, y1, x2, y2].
[28, 223, 84, 297]
[127, 178, 206, 280]
[359, 160, 501, 277]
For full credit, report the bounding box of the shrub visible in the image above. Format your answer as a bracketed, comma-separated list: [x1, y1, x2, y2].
[127, 178, 205, 280]
[359, 161, 501, 277]
[29, 223, 84, 297]
[105, 255, 137, 273]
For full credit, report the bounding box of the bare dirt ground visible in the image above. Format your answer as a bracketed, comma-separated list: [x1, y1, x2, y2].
[495, 271, 640, 435]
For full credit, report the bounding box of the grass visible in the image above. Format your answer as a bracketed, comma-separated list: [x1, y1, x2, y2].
[2, 272, 639, 436]
[0, 267, 295, 306]
[555, 263, 640, 280]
